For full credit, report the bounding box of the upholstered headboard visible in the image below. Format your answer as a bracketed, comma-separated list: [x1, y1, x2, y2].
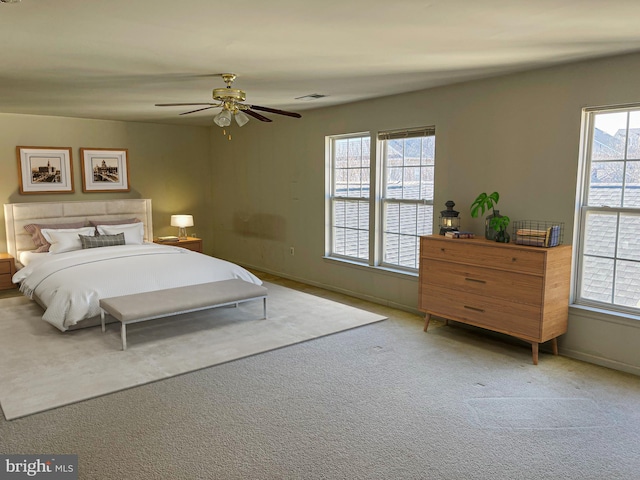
[4, 199, 153, 266]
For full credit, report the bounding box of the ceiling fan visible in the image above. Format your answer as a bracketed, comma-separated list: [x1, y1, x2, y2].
[155, 73, 302, 137]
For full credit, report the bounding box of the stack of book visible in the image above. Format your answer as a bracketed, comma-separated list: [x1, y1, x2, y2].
[444, 231, 475, 239]
[515, 226, 560, 247]
[156, 236, 179, 242]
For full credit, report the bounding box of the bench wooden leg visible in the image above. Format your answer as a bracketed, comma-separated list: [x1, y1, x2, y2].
[263, 298, 268, 319]
[121, 323, 127, 351]
[531, 342, 539, 365]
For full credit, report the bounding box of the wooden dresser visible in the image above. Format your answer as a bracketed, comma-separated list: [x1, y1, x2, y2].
[419, 235, 571, 364]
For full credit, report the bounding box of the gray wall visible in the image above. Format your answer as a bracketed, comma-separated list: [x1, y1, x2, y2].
[210, 52, 640, 375]
[0, 114, 212, 253]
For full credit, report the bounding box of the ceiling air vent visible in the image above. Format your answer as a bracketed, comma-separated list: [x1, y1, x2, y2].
[295, 94, 327, 101]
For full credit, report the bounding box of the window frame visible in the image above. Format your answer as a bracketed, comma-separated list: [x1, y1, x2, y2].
[326, 127, 436, 274]
[574, 104, 640, 317]
[378, 128, 436, 271]
[326, 132, 373, 264]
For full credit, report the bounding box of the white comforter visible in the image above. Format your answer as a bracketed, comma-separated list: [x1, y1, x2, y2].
[12, 244, 262, 331]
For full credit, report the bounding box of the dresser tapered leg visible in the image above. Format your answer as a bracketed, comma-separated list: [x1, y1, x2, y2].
[423, 313, 431, 332]
[551, 337, 558, 356]
[531, 342, 539, 365]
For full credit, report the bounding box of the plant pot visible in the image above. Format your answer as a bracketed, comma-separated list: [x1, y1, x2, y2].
[485, 210, 501, 240]
[495, 229, 510, 243]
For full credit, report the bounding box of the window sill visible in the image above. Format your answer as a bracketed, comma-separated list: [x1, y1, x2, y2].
[322, 256, 418, 280]
[569, 303, 640, 327]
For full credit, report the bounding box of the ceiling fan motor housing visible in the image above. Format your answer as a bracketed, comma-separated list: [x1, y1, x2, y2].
[212, 88, 246, 102]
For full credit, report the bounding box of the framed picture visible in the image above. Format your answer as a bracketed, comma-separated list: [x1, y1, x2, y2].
[80, 148, 130, 192]
[16, 146, 74, 194]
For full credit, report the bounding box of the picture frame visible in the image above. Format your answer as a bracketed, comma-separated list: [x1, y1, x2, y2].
[80, 148, 130, 192]
[16, 146, 75, 194]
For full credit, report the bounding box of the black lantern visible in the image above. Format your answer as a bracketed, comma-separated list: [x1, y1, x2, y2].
[439, 200, 460, 235]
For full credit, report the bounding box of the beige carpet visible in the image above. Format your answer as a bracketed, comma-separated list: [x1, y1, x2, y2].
[0, 282, 386, 420]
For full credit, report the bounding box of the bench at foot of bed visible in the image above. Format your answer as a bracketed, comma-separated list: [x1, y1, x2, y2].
[99, 279, 268, 350]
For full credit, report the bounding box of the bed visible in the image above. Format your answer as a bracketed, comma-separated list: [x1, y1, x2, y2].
[4, 199, 261, 331]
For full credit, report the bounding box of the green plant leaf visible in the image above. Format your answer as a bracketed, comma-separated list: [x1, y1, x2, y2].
[470, 191, 500, 218]
[470, 193, 487, 218]
[490, 215, 510, 231]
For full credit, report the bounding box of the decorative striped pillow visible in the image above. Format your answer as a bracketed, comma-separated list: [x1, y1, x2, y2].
[79, 233, 126, 249]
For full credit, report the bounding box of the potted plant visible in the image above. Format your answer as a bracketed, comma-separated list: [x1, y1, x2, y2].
[470, 191, 510, 242]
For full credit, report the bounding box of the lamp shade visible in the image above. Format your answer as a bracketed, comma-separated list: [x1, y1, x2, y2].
[214, 109, 232, 127]
[235, 110, 250, 127]
[171, 215, 194, 228]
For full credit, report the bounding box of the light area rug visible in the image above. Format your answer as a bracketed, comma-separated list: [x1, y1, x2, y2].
[0, 282, 386, 420]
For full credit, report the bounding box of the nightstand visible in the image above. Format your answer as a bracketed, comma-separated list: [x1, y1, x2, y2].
[154, 237, 203, 253]
[0, 253, 17, 290]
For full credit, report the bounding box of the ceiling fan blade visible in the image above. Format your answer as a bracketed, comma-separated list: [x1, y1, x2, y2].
[179, 106, 217, 115]
[249, 105, 302, 118]
[155, 103, 217, 107]
[244, 109, 273, 122]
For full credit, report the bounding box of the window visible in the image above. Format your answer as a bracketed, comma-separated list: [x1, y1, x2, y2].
[379, 128, 435, 269]
[329, 134, 371, 261]
[327, 127, 435, 271]
[575, 106, 640, 316]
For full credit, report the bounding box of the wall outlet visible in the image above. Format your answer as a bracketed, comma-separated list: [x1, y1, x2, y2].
[289, 246, 295, 256]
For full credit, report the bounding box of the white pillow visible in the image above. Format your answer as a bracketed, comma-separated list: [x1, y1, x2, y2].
[97, 222, 144, 245]
[41, 227, 97, 254]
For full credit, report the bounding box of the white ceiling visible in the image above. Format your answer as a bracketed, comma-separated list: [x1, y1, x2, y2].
[1, 0, 640, 127]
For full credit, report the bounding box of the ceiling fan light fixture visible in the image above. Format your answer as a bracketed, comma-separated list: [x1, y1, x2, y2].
[235, 110, 250, 127]
[214, 109, 232, 127]
[156, 73, 301, 130]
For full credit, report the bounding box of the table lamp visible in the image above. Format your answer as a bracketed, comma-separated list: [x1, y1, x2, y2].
[171, 214, 194, 240]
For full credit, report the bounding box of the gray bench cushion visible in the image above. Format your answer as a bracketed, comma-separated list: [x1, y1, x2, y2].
[99, 279, 268, 323]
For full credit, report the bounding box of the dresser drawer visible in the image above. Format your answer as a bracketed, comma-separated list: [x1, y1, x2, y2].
[0, 274, 14, 289]
[421, 237, 545, 275]
[422, 285, 542, 340]
[0, 262, 11, 275]
[177, 242, 201, 252]
[420, 260, 543, 306]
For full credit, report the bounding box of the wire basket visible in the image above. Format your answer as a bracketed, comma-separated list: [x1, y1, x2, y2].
[512, 220, 564, 247]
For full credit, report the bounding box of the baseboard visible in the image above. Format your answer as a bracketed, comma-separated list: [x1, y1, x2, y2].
[559, 348, 640, 377]
[239, 263, 422, 316]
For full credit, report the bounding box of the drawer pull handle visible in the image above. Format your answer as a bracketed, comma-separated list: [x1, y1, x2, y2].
[512, 257, 517, 262]
[465, 278, 486, 284]
[464, 305, 485, 313]
[441, 248, 445, 252]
